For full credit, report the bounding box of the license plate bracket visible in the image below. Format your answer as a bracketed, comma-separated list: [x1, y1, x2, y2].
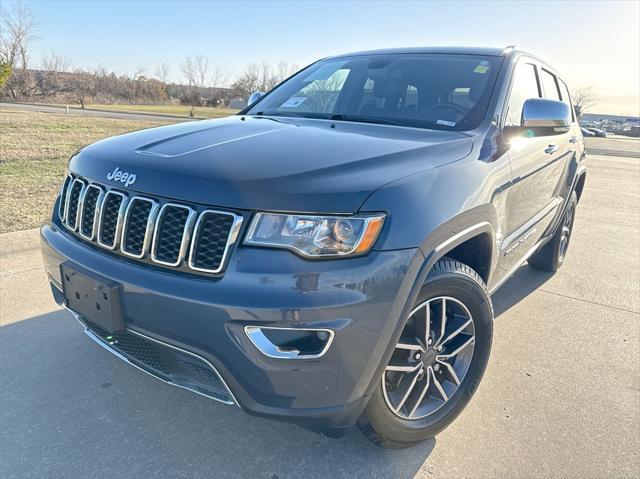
[61, 263, 125, 333]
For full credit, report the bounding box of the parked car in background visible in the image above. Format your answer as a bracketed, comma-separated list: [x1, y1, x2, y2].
[587, 128, 607, 137]
[581, 127, 596, 137]
[42, 46, 586, 448]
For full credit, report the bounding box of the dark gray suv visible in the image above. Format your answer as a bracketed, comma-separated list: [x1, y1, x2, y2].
[41, 46, 586, 448]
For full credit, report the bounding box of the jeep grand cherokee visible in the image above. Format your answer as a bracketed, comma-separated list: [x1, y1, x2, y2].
[41, 46, 586, 448]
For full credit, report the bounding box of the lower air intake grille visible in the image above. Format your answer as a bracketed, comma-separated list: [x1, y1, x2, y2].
[82, 318, 234, 404]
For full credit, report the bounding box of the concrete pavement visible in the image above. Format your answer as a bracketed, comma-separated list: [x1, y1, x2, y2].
[1, 154, 639, 478]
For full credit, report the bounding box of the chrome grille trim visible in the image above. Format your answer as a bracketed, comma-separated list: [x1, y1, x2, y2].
[96, 190, 128, 250]
[120, 197, 160, 259]
[64, 178, 87, 231]
[79, 184, 105, 240]
[151, 203, 198, 267]
[58, 174, 73, 223]
[188, 209, 244, 274]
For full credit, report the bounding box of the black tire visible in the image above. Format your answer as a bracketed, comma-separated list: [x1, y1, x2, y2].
[528, 191, 578, 272]
[358, 258, 493, 448]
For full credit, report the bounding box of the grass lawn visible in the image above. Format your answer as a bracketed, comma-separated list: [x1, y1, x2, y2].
[0, 109, 174, 234]
[85, 103, 239, 119]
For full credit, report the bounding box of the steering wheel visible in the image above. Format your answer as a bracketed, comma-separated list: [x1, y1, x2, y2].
[430, 102, 467, 117]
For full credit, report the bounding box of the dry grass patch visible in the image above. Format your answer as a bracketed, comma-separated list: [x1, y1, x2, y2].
[0, 109, 174, 233]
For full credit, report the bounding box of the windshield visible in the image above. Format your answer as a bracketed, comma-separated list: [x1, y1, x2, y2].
[246, 53, 501, 131]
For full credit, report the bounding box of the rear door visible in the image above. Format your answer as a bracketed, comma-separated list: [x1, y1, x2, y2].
[499, 60, 573, 271]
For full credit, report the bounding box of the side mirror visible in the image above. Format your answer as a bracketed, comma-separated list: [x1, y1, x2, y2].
[520, 98, 571, 135]
[248, 91, 264, 106]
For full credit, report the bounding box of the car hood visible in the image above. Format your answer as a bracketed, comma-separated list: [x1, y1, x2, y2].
[72, 115, 473, 213]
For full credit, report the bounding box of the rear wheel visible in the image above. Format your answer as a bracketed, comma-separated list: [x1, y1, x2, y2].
[359, 258, 493, 448]
[529, 191, 578, 272]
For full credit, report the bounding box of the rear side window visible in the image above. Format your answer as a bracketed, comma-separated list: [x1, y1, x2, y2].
[505, 63, 540, 126]
[558, 79, 575, 122]
[540, 69, 561, 101]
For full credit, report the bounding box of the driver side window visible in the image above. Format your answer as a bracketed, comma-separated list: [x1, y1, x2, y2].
[505, 63, 540, 126]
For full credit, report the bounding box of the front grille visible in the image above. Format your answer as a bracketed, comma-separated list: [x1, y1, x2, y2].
[79, 185, 103, 239]
[152, 204, 193, 265]
[59, 174, 242, 275]
[122, 198, 156, 257]
[65, 179, 85, 229]
[83, 318, 233, 404]
[97, 191, 126, 248]
[190, 211, 236, 273]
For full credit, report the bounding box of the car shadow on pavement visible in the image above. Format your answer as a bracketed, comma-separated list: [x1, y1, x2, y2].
[492, 265, 555, 318]
[0, 310, 435, 479]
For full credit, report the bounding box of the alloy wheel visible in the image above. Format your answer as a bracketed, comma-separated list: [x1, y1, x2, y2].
[558, 202, 575, 262]
[382, 296, 475, 420]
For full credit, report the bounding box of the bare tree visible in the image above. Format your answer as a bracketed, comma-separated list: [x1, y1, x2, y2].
[0, 0, 38, 99]
[154, 63, 171, 84]
[68, 70, 95, 109]
[181, 55, 210, 115]
[38, 51, 70, 96]
[572, 86, 596, 118]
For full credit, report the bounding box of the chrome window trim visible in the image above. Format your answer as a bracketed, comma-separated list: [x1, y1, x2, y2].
[58, 174, 73, 223]
[96, 190, 128, 250]
[79, 184, 105, 241]
[120, 196, 160, 259]
[188, 210, 244, 274]
[64, 178, 87, 231]
[150, 203, 197, 267]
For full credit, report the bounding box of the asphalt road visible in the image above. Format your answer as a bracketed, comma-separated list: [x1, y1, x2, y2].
[1, 153, 639, 479]
[0, 102, 195, 122]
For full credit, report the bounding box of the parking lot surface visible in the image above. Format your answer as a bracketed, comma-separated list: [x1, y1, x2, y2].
[1, 152, 638, 478]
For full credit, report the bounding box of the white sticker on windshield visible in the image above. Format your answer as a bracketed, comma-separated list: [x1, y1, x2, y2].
[436, 120, 456, 127]
[281, 97, 307, 108]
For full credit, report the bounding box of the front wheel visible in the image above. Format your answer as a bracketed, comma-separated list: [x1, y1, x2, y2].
[359, 258, 493, 448]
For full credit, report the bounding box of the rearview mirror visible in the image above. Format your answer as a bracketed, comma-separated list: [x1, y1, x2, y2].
[520, 98, 571, 135]
[248, 91, 264, 106]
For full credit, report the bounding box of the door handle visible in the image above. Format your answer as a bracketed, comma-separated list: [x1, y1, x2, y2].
[544, 144, 559, 154]
[569, 136, 578, 144]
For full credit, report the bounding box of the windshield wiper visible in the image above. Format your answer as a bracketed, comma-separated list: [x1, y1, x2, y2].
[328, 114, 406, 127]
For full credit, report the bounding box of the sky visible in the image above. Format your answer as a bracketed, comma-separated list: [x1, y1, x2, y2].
[10, 0, 640, 115]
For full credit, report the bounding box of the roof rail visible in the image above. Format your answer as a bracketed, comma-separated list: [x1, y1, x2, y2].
[503, 45, 517, 54]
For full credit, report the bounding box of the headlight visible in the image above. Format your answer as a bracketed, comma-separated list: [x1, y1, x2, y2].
[245, 212, 386, 258]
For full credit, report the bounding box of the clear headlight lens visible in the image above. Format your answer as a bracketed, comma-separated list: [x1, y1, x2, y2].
[245, 212, 386, 258]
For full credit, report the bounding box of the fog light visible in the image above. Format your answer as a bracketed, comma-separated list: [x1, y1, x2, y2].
[244, 326, 334, 359]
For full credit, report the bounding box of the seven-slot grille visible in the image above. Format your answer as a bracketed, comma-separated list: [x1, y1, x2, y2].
[59, 174, 242, 275]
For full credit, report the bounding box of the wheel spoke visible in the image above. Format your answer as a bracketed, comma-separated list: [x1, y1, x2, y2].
[437, 335, 474, 359]
[424, 302, 431, 346]
[438, 298, 447, 344]
[409, 367, 431, 417]
[395, 342, 424, 352]
[395, 368, 422, 411]
[437, 359, 461, 386]
[431, 368, 449, 401]
[386, 362, 421, 373]
[436, 318, 472, 348]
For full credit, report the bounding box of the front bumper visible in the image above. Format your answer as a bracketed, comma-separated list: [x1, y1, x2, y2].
[41, 221, 422, 431]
